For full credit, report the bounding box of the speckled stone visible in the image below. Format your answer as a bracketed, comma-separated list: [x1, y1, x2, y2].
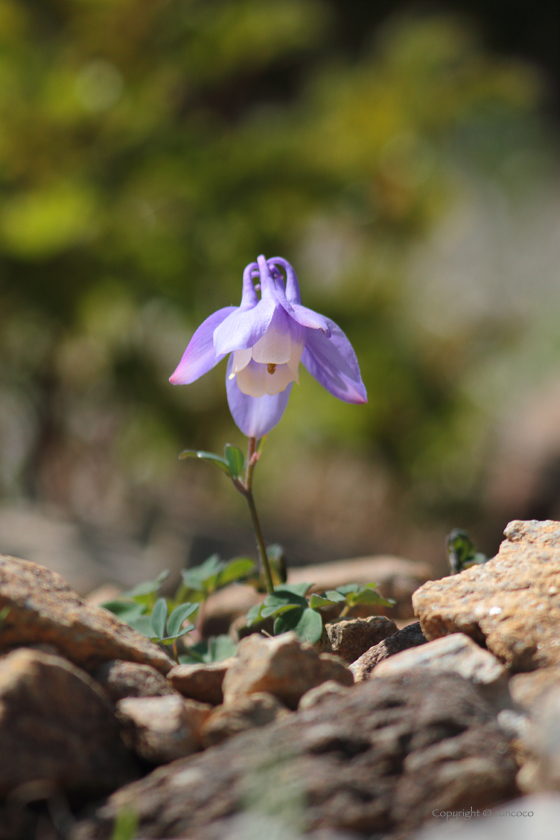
[0, 555, 172, 674]
[412, 520, 560, 672]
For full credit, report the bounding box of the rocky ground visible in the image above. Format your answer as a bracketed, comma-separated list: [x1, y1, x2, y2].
[1, 520, 560, 839]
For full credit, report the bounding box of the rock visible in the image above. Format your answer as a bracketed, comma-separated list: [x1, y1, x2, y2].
[514, 681, 560, 795]
[117, 695, 212, 765]
[167, 660, 234, 706]
[93, 660, 176, 702]
[0, 555, 172, 674]
[413, 520, 560, 672]
[222, 633, 353, 710]
[509, 666, 560, 711]
[369, 634, 510, 707]
[319, 615, 398, 664]
[0, 648, 137, 796]
[203, 555, 433, 635]
[350, 621, 427, 681]
[71, 671, 518, 840]
[414, 793, 560, 840]
[201, 692, 289, 747]
[298, 679, 351, 710]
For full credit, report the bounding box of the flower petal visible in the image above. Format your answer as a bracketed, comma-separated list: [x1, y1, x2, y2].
[213, 297, 276, 356]
[226, 356, 292, 437]
[301, 318, 367, 404]
[251, 305, 292, 364]
[236, 359, 267, 397]
[286, 303, 331, 336]
[169, 306, 236, 385]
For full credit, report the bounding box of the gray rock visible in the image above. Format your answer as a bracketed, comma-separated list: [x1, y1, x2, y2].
[0, 648, 137, 796]
[201, 692, 289, 747]
[370, 633, 510, 707]
[320, 616, 398, 664]
[117, 695, 211, 765]
[222, 632, 353, 710]
[168, 659, 234, 706]
[93, 660, 176, 702]
[0, 555, 172, 674]
[71, 671, 517, 840]
[413, 520, 560, 673]
[350, 621, 427, 681]
[298, 680, 351, 710]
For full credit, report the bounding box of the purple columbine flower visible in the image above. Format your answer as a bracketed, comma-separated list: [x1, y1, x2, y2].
[170, 255, 367, 437]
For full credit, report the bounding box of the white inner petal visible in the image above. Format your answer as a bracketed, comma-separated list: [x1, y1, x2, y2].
[286, 340, 304, 379]
[236, 361, 267, 397]
[251, 321, 291, 364]
[265, 363, 297, 395]
[230, 347, 252, 375]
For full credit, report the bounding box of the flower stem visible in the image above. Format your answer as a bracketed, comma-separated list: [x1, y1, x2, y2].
[232, 436, 274, 595]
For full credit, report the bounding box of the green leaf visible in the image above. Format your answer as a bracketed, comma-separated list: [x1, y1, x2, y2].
[224, 443, 244, 479]
[101, 599, 146, 622]
[245, 603, 264, 625]
[216, 557, 255, 588]
[179, 635, 237, 664]
[151, 597, 168, 639]
[178, 449, 231, 475]
[123, 570, 169, 600]
[309, 593, 337, 609]
[336, 583, 361, 595]
[324, 590, 346, 603]
[264, 589, 308, 609]
[167, 602, 199, 637]
[274, 606, 323, 643]
[160, 623, 195, 643]
[273, 582, 312, 598]
[208, 635, 237, 661]
[260, 602, 300, 619]
[128, 614, 156, 638]
[181, 554, 225, 591]
[350, 588, 396, 607]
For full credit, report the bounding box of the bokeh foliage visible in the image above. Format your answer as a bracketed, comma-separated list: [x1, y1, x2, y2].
[0, 0, 551, 538]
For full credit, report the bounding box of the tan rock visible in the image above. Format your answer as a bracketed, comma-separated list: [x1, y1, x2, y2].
[167, 659, 234, 706]
[117, 695, 211, 764]
[298, 679, 351, 710]
[222, 632, 353, 710]
[201, 692, 289, 747]
[510, 666, 560, 711]
[0, 555, 171, 674]
[371, 633, 508, 706]
[413, 520, 560, 672]
[350, 621, 426, 681]
[93, 660, 176, 702]
[319, 615, 397, 663]
[0, 648, 136, 795]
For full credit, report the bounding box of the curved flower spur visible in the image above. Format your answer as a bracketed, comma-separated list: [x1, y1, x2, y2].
[170, 255, 367, 437]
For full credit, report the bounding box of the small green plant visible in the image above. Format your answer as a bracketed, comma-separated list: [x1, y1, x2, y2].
[446, 528, 487, 574]
[102, 554, 254, 660]
[246, 582, 395, 644]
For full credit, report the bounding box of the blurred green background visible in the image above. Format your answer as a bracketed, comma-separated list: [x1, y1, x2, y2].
[0, 0, 559, 590]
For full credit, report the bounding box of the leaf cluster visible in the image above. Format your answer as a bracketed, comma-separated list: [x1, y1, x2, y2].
[102, 552, 255, 656]
[245, 581, 395, 644]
